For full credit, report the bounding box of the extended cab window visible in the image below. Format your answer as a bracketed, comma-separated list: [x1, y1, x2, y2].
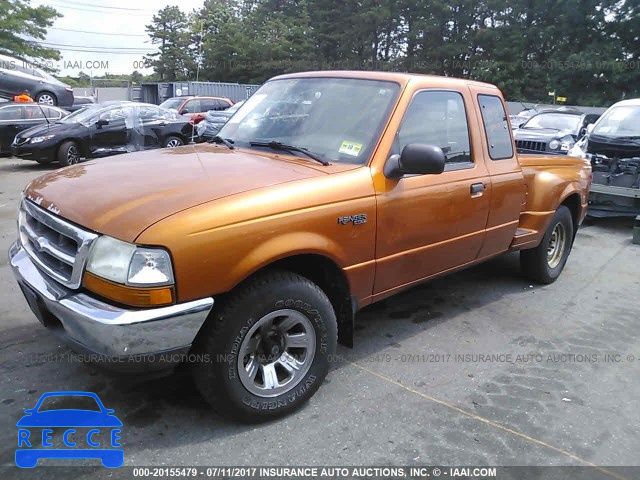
[397, 91, 472, 165]
[478, 94, 513, 160]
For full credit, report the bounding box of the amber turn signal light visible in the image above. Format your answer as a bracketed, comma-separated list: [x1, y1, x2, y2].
[83, 272, 174, 307]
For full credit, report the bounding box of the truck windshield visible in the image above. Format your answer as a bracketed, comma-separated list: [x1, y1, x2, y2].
[218, 77, 401, 165]
[592, 105, 640, 138]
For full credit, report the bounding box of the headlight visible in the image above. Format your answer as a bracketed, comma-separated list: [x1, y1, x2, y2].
[30, 135, 55, 144]
[549, 140, 560, 150]
[86, 235, 174, 286]
[84, 236, 175, 307]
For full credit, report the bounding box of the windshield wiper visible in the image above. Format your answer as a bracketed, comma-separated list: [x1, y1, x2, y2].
[209, 135, 235, 149]
[249, 140, 329, 166]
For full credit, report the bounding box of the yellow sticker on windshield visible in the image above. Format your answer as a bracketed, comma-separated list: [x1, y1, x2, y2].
[339, 141, 363, 157]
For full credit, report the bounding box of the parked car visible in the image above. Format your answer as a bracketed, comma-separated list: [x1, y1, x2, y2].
[9, 71, 591, 422]
[0, 102, 68, 156]
[67, 95, 96, 112]
[568, 98, 640, 217]
[196, 101, 244, 141]
[11, 102, 193, 166]
[514, 108, 600, 155]
[0, 54, 74, 107]
[159, 96, 233, 124]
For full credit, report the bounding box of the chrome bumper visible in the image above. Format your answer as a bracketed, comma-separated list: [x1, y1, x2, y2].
[9, 242, 214, 371]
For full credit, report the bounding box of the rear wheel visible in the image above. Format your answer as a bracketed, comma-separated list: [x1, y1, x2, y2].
[36, 91, 57, 105]
[57, 141, 80, 166]
[521, 205, 574, 284]
[191, 270, 337, 422]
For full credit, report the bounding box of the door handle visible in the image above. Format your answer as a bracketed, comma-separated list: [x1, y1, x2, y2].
[470, 183, 485, 195]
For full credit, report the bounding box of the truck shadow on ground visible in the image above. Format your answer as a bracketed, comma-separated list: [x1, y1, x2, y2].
[1, 251, 534, 470]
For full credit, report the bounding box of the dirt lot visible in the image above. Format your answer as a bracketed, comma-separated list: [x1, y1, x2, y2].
[0, 156, 639, 479]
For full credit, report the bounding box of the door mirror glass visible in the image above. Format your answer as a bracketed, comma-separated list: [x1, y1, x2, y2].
[384, 143, 445, 179]
[95, 118, 109, 127]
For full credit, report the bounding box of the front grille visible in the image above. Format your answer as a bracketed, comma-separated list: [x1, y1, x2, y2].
[516, 140, 547, 152]
[13, 137, 29, 146]
[18, 199, 97, 288]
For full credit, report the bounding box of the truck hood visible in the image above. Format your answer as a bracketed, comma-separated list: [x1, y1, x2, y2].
[24, 145, 325, 241]
[515, 128, 573, 141]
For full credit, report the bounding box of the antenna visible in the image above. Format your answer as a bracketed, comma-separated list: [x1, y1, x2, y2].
[35, 100, 51, 126]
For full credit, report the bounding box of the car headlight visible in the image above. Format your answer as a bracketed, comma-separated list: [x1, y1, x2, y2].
[549, 140, 560, 150]
[30, 135, 55, 144]
[84, 236, 175, 307]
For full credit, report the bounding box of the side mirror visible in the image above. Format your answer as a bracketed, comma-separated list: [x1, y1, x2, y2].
[180, 108, 189, 114]
[95, 118, 109, 127]
[384, 143, 446, 179]
[586, 123, 594, 135]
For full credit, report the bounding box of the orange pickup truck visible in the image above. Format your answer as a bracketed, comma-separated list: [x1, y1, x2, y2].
[9, 71, 591, 421]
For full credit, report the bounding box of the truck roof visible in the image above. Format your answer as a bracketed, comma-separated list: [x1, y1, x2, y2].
[273, 70, 500, 90]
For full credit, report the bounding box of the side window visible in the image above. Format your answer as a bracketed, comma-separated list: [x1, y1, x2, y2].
[138, 106, 161, 120]
[0, 106, 24, 120]
[201, 99, 219, 111]
[183, 99, 201, 113]
[478, 94, 513, 160]
[217, 99, 231, 110]
[45, 107, 64, 119]
[25, 106, 45, 119]
[397, 90, 472, 165]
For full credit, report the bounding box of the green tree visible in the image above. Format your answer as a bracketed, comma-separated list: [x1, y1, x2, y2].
[145, 5, 194, 81]
[0, 0, 60, 65]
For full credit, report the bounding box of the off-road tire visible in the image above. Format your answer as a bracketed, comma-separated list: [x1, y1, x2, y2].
[191, 270, 337, 422]
[521, 205, 574, 284]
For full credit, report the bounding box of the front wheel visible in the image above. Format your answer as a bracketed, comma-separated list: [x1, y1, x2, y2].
[191, 270, 337, 422]
[57, 141, 80, 166]
[164, 136, 184, 148]
[521, 205, 574, 284]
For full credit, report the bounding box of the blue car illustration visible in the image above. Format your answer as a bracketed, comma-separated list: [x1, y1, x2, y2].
[16, 391, 123, 468]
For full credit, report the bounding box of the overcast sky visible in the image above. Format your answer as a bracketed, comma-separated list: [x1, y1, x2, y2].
[31, 0, 205, 76]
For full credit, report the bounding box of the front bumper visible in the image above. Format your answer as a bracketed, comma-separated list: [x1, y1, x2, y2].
[11, 141, 58, 162]
[9, 242, 214, 372]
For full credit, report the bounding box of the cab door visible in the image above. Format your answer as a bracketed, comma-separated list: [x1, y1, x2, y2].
[472, 90, 526, 259]
[90, 106, 131, 156]
[373, 89, 491, 295]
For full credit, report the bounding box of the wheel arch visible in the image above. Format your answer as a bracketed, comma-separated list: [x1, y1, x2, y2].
[218, 252, 355, 348]
[559, 190, 583, 238]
